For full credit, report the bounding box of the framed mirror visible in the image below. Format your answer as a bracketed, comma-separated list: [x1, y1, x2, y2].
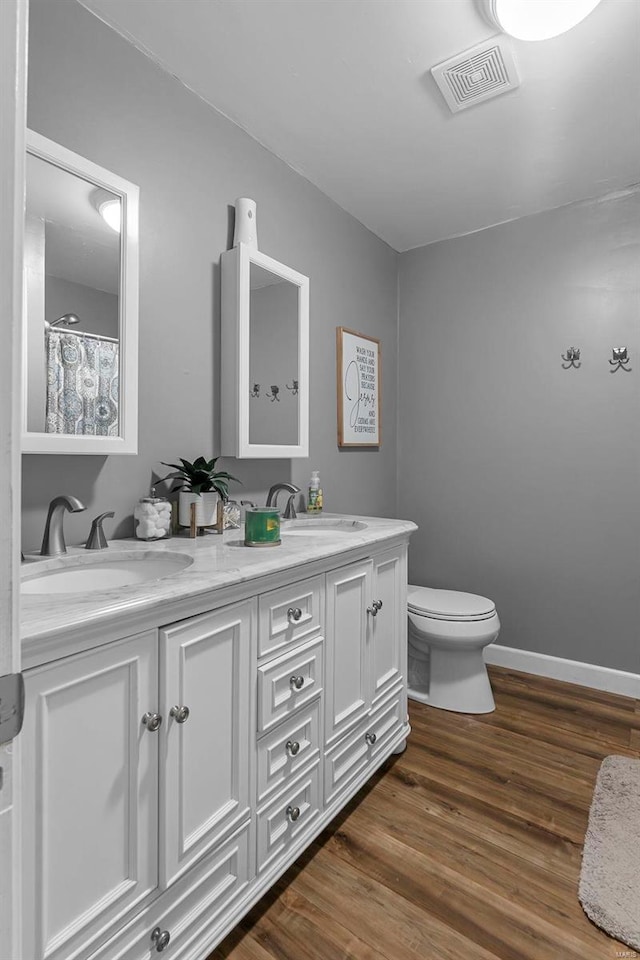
[22, 130, 139, 454]
[221, 244, 309, 458]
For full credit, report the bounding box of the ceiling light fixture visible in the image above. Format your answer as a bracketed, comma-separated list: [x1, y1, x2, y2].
[98, 197, 121, 233]
[478, 0, 602, 41]
[91, 187, 122, 233]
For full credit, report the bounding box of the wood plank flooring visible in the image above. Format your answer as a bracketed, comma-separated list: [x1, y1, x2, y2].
[211, 667, 639, 960]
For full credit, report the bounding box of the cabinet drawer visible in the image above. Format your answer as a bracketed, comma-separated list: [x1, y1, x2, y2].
[324, 684, 405, 806]
[324, 716, 370, 806]
[87, 822, 251, 960]
[257, 763, 321, 874]
[366, 683, 405, 759]
[257, 699, 321, 806]
[257, 635, 323, 734]
[258, 575, 323, 659]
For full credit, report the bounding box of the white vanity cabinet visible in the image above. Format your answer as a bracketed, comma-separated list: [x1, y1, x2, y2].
[20, 533, 411, 960]
[254, 575, 325, 877]
[370, 547, 407, 708]
[20, 601, 256, 960]
[324, 559, 372, 746]
[324, 547, 407, 805]
[20, 631, 159, 960]
[159, 600, 255, 886]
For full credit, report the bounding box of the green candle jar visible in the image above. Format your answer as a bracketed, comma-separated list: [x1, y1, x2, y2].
[244, 507, 281, 547]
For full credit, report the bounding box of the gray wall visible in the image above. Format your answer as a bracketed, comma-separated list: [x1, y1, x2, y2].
[23, 0, 398, 550]
[398, 189, 640, 673]
[24, 0, 638, 678]
[45, 276, 119, 339]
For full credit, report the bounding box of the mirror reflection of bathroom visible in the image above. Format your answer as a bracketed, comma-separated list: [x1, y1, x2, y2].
[24, 151, 121, 436]
[248, 261, 299, 446]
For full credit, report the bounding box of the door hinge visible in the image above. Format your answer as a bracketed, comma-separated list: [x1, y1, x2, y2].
[0, 673, 25, 745]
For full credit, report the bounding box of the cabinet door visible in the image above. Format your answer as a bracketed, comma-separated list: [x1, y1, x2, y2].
[370, 547, 407, 709]
[21, 631, 158, 960]
[160, 599, 255, 887]
[324, 560, 372, 747]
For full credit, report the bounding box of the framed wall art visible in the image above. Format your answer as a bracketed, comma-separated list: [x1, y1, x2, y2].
[336, 327, 381, 447]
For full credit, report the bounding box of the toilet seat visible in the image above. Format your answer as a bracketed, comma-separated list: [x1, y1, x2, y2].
[408, 585, 495, 622]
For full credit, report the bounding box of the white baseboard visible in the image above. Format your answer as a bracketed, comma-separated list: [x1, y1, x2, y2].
[485, 644, 640, 699]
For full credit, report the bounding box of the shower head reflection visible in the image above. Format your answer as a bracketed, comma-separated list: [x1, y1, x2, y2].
[50, 313, 81, 328]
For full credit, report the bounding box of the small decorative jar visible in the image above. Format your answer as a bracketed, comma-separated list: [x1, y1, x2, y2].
[244, 507, 280, 547]
[134, 488, 172, 540]
[224, 500, 242, 530]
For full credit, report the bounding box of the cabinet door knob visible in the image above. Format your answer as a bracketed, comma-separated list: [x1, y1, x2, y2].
[286, 739, 300, 756]
[365, 731, 377, 745]
[373, 599, 383, 612]
[290, 675, 305, 690]
[286, 804, 301, 822]
[287, 606, 303, 622]
[151, 927, 171, 952]
[169, 704, 190, 724]
[142, 712, 162, 732]
[366, 605, 379, 617]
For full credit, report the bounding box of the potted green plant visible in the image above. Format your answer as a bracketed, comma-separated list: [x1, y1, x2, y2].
[161, 455, 241, 527]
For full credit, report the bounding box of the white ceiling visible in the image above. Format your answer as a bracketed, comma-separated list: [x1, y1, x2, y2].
[80, 0, 640, 252]
[26, 152, 120, 293]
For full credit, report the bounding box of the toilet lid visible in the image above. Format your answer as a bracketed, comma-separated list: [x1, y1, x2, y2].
[408, 585, 496, 621]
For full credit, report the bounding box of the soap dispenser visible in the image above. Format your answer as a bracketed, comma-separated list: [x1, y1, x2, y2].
[308, 470, 323, 514]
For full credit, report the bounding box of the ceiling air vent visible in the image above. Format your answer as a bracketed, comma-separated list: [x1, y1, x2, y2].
[431, 37, 520, 113]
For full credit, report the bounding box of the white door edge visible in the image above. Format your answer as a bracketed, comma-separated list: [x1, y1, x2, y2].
[0, 2, 28, 958]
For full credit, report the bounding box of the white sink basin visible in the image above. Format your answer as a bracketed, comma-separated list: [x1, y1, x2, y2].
[21, 551, 193, 595]
[280, 519, 367, 536]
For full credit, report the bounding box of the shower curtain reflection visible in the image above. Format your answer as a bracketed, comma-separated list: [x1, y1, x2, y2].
[45, 328, 119, 436]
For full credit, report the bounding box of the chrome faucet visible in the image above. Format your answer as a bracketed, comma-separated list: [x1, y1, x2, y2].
[40, 495, 86, 556]
[85, 511, 115, 550]
[266, 482, 301, 520]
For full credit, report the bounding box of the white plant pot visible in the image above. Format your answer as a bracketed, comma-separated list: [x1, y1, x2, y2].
[178, 491, 219, 527]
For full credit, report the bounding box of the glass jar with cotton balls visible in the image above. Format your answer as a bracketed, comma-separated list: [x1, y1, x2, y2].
[134, 488, 172, 540]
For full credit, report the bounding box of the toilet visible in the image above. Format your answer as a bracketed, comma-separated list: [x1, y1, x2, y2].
[407, 585, 500, 714]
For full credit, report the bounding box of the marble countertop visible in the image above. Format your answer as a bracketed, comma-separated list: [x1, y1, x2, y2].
[20, 513, 416, 646]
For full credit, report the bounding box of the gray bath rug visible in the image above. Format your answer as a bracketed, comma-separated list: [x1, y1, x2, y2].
[578, 755, 640, 949]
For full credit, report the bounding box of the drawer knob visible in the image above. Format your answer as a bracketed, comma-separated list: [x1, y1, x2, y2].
[170, 704, 190, 724]
[151, 927, 171, 952]
[287, 606, 303, 622]
[290, 675, 305, 690]
[286, 804, 301, 822]
[365, 731, 377, 745]
[142, 712, 162, 732]
[286, 739, 301, 757]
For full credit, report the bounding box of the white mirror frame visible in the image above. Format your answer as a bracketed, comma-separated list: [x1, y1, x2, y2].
[221, 243, 309, 459]
[22, 129, 139, 455]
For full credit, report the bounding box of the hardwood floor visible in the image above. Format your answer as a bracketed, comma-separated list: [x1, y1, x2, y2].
[211, 667, 640, 960]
